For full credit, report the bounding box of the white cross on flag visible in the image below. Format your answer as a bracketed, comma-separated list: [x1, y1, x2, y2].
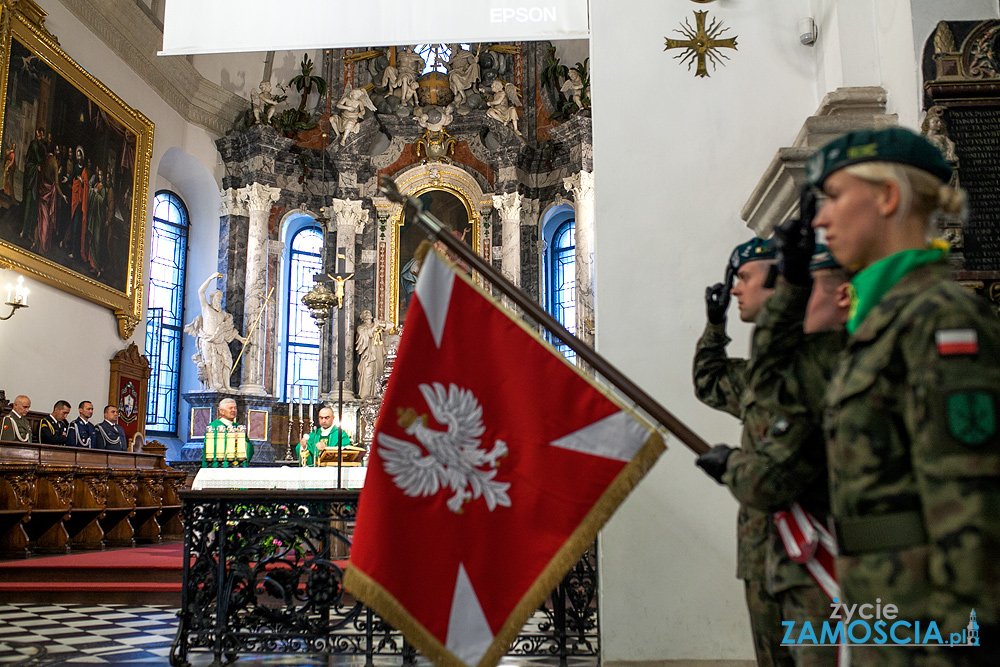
[344, 247, 666, 667]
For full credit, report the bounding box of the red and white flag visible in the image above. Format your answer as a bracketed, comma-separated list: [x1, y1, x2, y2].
[344, 247, 666, 667]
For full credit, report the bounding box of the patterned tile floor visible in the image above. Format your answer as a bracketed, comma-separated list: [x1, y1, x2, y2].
[0, 604, 595, 666]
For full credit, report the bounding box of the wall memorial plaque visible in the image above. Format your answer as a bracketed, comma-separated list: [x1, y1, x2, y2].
[923, 18, 1000, 311]
[944, 105, 1000, 270]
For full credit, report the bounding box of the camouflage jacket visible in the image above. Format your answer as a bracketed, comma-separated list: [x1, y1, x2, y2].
[825, 260, 1000, 629]
[693, 321, 765, 580]
[693, 322, 747, 418]
[724, 279, 845, 594]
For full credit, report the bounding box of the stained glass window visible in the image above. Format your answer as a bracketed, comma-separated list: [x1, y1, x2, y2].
[284, 226, 324, 400]
[145, 191, 188, 433]
[549, 219, 576, 362]
[414, 43, 472, 74]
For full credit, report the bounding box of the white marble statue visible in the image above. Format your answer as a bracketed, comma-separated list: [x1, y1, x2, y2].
[392, 45, 425, 108]
[184, 273, 246, 393]
[486, 80, 522, 135]
[250, 81, 286, 125]
[333, 86, 377, 145]
[560, 69, 586, 110]
[414, 105, 454, 132]
[447, 44, 480, 106]
[355, 310, 385, 399]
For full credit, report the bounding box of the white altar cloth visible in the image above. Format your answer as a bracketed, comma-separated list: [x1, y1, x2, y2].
[192, 466, 367, 490]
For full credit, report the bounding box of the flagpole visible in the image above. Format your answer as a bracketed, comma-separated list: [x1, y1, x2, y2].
[378, 176, 711, 456]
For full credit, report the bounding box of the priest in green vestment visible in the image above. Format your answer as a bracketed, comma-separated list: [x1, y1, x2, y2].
[204, 397, 254, 465]
[297, 406, 352, 466]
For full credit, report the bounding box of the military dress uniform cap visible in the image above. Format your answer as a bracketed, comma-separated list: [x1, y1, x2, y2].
[728, 237, 776, 272]
[809, 243, 840, 272]
[806, 127, 953, 188]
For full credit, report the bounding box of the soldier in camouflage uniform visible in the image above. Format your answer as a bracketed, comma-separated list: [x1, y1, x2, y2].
[698, 238, 848, 667]
[693, 238, 790, 667]
[809, 127, 1000, 666]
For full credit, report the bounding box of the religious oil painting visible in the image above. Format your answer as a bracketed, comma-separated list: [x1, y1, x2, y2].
[396, 188, 474, 326]
[0, 10, 153, 339]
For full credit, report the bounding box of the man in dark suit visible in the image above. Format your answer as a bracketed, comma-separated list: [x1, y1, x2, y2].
[66, 400, 97, 448]
[39, 400, 71, 445]
[95, 405, 127, 451]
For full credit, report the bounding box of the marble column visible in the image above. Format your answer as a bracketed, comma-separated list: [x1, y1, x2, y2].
[564, 171, 595, 347]
[236, 182, 281, 395]
[218, 187, 249, 325]
[492, 192, 524, 287]
[326, 198, 369, 401]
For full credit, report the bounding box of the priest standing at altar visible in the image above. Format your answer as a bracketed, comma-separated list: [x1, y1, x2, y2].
[297, 406, 353, 467]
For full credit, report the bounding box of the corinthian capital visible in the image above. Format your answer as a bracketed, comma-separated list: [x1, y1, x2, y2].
[563, 171, 595, 202]
[330, 198, 370, 235]
[492, 191, 524, 222]
[237, 182, 281, 212]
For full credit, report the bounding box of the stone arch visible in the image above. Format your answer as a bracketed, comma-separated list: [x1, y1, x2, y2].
[373, 162, 495, 328]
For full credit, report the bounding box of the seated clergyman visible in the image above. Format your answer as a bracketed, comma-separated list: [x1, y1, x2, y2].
[297, 406, 352, 466]
[205, 397, 254, 463]
[39, 400, 71, 445]
[1, 394, 32, 443]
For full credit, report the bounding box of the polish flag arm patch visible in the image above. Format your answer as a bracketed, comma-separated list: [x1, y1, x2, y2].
[936, 329, 979, 356]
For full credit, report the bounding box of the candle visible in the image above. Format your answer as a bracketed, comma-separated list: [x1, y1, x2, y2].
[226, 427, 237, 464]
[308, 386, 314, 423]
[288, 384, 293, 419]
[298, 386, 303, 421]
[236, 427, 247, 461]
[206, 427, 214, 466]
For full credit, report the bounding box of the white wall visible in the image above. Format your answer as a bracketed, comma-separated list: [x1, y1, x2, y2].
[590, 0, 817, 660]
[0, 1, 219, 434]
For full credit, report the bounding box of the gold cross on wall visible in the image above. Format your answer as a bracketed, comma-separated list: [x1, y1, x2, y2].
[664, 10, 738, 78]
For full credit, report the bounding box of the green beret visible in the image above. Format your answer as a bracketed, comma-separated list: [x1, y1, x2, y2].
[809, 243, 840, 272]
[806, 127, 953, 187]
[728, 237, 776, 272]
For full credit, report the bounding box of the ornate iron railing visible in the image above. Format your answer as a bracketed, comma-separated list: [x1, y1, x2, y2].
[170, 489, 598, 667]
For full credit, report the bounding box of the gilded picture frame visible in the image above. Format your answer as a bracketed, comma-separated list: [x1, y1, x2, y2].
[0, 7, 154, 339]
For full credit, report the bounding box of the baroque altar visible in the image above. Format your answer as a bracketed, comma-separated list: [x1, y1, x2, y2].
[179, 41, 597, 463]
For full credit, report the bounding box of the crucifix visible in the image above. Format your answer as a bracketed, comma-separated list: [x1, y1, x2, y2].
[663, 10, 738, 78]
[313, 249, 356, 488]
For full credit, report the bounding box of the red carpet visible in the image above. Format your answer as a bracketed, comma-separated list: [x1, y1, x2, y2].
[0, 542, 184, 604]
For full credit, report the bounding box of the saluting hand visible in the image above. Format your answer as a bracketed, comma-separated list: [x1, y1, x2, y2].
[705, 283, 730, 325]
[774, 188, 818, 285]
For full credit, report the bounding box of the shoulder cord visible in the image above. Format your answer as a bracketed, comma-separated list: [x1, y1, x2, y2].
[69, 421, 92, 447]
[3, 414, 31, 442]
[97, 422, 122, 444]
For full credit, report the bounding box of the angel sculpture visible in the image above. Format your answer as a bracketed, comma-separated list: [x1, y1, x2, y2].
[560, 69, 586, 110]
[378, 382, 511, 514]
[485, 80, 522, 135]
[250, 81, 286, 125]
[332, 86, 377, 145]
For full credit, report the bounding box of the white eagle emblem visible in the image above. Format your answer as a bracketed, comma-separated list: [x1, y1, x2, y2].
[378, 382, 511, 513]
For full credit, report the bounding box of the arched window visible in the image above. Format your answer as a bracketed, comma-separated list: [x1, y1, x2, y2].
[283, 225, 324, 400]
[145, 191, 189, 433]
[547, 216, 576, 362]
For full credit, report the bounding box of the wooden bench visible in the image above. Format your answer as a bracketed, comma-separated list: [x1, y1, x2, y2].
[0, 440, 186, 558]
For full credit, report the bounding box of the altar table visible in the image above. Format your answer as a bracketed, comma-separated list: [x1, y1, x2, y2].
[191, 465, 367, 490]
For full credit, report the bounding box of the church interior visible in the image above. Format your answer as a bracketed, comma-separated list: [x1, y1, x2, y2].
[2, 0, 1000, 665]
